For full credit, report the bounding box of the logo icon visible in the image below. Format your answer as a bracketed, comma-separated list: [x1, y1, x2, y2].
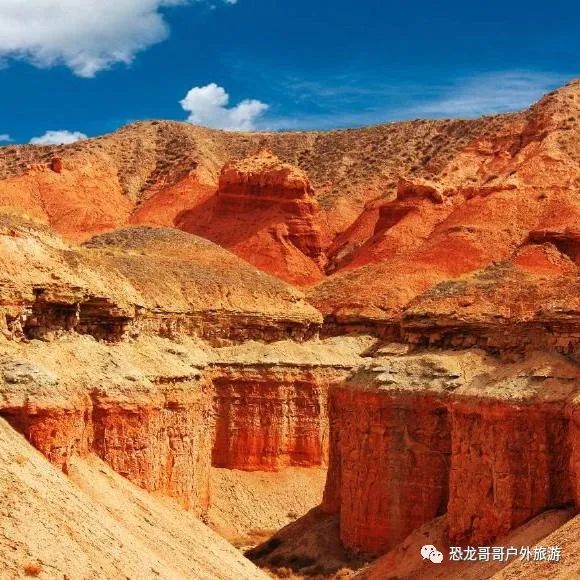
[421, 544, 444, 564]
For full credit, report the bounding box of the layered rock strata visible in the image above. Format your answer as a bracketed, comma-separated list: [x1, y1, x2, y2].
[0, 221, 321, 345]
[210, 365, 339, 471]
[310, 80, 580, 328]
[177, 150, 327, 285]
[0, 80, 579, 578]
[323, 351, 580, 555]
[0, 327, 370, 519]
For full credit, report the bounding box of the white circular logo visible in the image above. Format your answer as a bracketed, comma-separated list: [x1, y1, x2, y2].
[421, 544, 444, 564]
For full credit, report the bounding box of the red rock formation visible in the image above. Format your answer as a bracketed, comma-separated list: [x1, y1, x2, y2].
[130, 172, 216, 228]
[91, 379, 214, 513]
[322, 387, 450, 554]
[402, 263, 579, 355]
[326, 177, 459, 273]
[0, 157, 133, 241]
[3, 406, 90, 471]
[0, 80, 579, 578]
[211, 366, 339, 471]
[176, 150, 327, 285]
[50, 158, 62, 173]
[310, 80, 580, 331]
[322, 352, 579, 556]
[0, 220, 333, 518]
[0, 221, 322, 345]
[567, 399, 580, 509]
[0, 337, 214, 516]
[448, 398, 573, 546]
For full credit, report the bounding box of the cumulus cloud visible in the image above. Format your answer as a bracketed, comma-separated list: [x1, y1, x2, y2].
[180, 83, 269, 130]
[0, 134, 12, 142]
[0, 1, 235, 77]
[29, 130, 88, 145]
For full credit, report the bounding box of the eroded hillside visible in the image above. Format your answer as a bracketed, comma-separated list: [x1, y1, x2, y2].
[0, 80, 578, 579]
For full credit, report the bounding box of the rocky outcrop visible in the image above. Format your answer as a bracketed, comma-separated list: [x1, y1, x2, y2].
[208, 337, 374, 473]
[0, 156, 132, 241]
[527, 228, 580, 265]
[0, 221, 322, 345]
[0, 315, 370, 518]
[402, 264, 580, 356]
[323, 351, 579, 555]
[448, 397, 573, 546]
[91, 377, 214, 513]
[322, 386, 450, 554]
[326, 177, 457, 273]
[177, 150, 327, 285]
[0, 334, 214, 514]
[211, 366, 340, 471]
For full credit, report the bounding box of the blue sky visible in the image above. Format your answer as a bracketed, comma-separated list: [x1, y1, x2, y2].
[0, 0, 578, 144]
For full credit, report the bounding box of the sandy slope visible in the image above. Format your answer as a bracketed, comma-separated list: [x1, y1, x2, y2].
[208, 466, 327, 548]
[493, 514, 580, 579]
[354, 510, 575, 580]
[0, 417, 267, 579]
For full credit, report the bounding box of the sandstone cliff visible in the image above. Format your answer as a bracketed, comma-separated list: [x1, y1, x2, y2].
[322, 350, 579, 556]
[0, 80, 579, 580]
[177, 150, 327, 285]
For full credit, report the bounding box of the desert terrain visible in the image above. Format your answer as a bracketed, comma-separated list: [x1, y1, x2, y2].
[0, 79, 578, 579]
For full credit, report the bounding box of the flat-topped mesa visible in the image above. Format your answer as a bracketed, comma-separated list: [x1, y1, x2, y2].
[177, 150, 327, 285]
[402, 262, 580, 356]
[0, 219, 322, 345]
[323, 350, 580, 556]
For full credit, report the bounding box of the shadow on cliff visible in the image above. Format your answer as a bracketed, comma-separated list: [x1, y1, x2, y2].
[174, 194, 292, 249]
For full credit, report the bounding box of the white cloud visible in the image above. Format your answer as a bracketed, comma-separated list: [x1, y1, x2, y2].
[30, 130, 88, 145]
[0, 134, 12, 142]
[180, 83, 269, 130]
[403, 71, 568, 118]
[0, 1, 235, 78]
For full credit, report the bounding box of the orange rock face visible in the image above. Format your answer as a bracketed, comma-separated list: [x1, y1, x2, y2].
[0, 157, 132, 241]
[177, 150, 327, 285]
[447, 399, 573, 546]
[322, 387, 450, 554]
[322, 352, 579, 556]
[211, 366, 338, 471]
[91, 380, 214, 513]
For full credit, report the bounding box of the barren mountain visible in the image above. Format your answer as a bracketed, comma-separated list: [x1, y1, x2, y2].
[0, 80, 578, 579]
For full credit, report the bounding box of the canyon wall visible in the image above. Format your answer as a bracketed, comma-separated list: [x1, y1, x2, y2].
[322, 351, 579, 556]
[0, 80, 579, 578]
[210, 365, 341, 471]
[1, 295, 368, 526]
[0, 221, 347, 523]
[322, 386, 450, 554]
